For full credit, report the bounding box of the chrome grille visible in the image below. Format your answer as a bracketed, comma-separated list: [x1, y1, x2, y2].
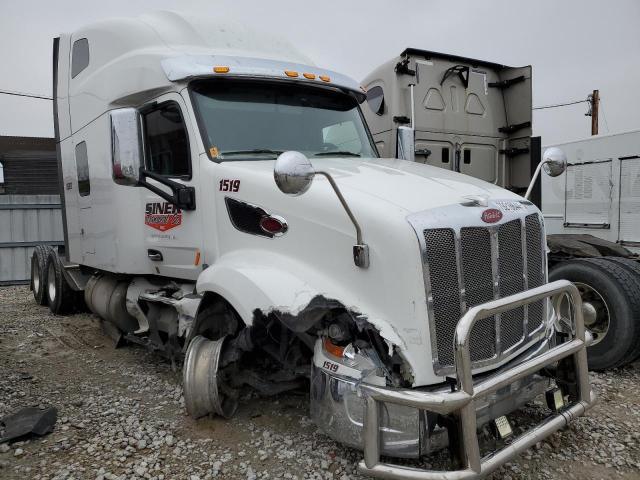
[423, 229, 461, 368]
[422, 212, 546, 373]
[460, 228, 496, 362]
[526, 214, 545, 334]
[498, 220, 525, 350]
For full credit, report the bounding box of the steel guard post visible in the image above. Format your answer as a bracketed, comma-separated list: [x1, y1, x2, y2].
[358, 280, 594, 479]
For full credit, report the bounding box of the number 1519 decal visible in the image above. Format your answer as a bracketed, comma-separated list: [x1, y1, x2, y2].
[219, 179, 240, 192]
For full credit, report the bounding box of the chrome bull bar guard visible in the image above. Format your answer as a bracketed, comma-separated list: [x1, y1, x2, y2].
[358, 280, 595, 480]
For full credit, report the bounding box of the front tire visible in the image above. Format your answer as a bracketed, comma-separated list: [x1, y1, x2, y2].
[549, 258, 640, 370]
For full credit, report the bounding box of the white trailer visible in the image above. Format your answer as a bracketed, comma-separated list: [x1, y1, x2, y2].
[31, 13, 595, 479]
[362, 49, 640, 372]
[542, 130, 640, 254]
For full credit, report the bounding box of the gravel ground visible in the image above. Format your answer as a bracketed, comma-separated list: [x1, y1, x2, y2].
[1, 285, 639, 480]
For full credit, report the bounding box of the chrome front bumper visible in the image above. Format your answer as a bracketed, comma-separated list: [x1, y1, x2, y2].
[314, 280, 596, 479]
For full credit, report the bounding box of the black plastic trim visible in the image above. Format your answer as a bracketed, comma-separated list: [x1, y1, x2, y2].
[53, 36, 70, 262]
[225, 197, 273, 238]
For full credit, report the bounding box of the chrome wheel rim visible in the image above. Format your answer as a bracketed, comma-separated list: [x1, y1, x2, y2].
[33, 259, 41, 294]
[183, 335, 239, 419]
[47, 262, 56, 303]
[575, 282, 610, 346]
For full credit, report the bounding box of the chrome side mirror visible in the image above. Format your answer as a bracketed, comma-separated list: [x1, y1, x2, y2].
[273, 151, 369, 268]
[542, 147, 568, 177]
[274, 151, 315, 196]
[524, 147, 568, 200]
[397, 126, 415, 162]
[110, 108, 143, 185]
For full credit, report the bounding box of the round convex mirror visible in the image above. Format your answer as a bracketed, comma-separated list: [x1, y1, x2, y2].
[273, 151, 315, 196]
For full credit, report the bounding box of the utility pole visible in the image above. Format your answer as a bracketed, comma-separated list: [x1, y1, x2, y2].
[590, 89, 599, 135]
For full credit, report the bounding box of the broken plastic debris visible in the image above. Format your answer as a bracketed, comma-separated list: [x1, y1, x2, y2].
[0, 406, 58, 443]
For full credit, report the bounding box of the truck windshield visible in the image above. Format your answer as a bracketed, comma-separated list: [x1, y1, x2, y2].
[190, 80, 378, 161]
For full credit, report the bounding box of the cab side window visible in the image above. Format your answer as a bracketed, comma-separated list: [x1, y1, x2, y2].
[142, 102, 191, 178]
[71, 38, 90, 78]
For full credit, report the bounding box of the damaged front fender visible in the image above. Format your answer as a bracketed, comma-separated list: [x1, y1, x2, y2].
[195, 252, 406, 351]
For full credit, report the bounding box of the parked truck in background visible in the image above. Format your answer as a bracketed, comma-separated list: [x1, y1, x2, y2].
[31, 12, 595, 479]
[362, 49, 640, 371]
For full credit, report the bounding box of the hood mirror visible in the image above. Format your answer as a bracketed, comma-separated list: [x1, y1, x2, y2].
[542, 147, 568, 177]
[524, 147, 568, 200]
[273, 151, 369, 268]
[274, 151, 315, 196]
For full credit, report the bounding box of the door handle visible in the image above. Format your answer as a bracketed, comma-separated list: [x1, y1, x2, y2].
[147, 249, 163, 261]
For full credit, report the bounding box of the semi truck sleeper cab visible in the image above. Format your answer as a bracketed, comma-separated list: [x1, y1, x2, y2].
[31, 11, 595, 479]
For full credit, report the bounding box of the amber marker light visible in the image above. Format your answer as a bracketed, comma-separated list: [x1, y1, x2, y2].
[303, 72, 316, 80]
[323, 337, 345, 357]
[213, 66, 230, 73]
[284, 70, 299, 77]
[319, 75, 331, 82]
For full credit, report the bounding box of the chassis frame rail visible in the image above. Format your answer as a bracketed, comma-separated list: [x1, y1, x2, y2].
[358, 280, 595, 479]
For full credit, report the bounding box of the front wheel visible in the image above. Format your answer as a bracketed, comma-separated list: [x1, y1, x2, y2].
[183, 335, 239, 419]
[549, 257, 640, 370]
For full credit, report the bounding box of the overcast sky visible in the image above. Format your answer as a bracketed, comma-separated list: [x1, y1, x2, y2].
[1, 0, 638, 145]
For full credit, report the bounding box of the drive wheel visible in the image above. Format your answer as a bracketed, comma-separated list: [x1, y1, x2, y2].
[30, 245, 50, 305]
[45, 249, 75, 315]
[550, 258, 640, 370]
[183, 335, 239, 419]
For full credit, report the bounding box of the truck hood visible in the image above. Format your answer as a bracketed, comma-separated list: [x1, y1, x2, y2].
[228, 156, 523, 213]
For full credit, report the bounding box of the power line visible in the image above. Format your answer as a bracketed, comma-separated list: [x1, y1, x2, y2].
[533, 99, 590, 110]
[0, 89, 52, 101]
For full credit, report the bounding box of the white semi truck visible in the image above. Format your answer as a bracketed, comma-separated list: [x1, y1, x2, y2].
[32, 13, 595, 479]
[362, 48, 640, 372]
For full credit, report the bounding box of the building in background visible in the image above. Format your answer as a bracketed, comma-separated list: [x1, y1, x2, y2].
[0, 136, 63, 285]
[0, 136, 58, 194]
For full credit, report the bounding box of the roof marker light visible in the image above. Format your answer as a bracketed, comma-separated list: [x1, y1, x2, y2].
[319, 75, 331, 82]
[284, 70, 299, 77]
[303, 72, 316, 80]
[213, 66, 230, 73]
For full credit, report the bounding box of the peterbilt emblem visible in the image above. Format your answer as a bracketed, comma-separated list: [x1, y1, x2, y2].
[481, 208, 503, 223]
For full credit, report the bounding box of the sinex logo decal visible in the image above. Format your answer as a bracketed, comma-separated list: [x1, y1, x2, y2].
[145, 202, 182, 231]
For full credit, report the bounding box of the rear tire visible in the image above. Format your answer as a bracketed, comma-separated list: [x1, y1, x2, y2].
[549, 258, 640, 370]
[31, 245, 51, 305]
[602, 256, 640, 277]
[45, 249, 76, 315]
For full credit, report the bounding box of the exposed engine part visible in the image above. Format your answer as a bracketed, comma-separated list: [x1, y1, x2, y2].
[183, 335, 239, 419]
[230, 370, 306, 396]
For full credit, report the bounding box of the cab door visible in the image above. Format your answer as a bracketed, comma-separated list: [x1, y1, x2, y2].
[140, 93, 203, 280]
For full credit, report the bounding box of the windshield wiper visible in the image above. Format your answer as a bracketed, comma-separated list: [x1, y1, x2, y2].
[219, 149, 284, 157]
[314, 151, 361, 157]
